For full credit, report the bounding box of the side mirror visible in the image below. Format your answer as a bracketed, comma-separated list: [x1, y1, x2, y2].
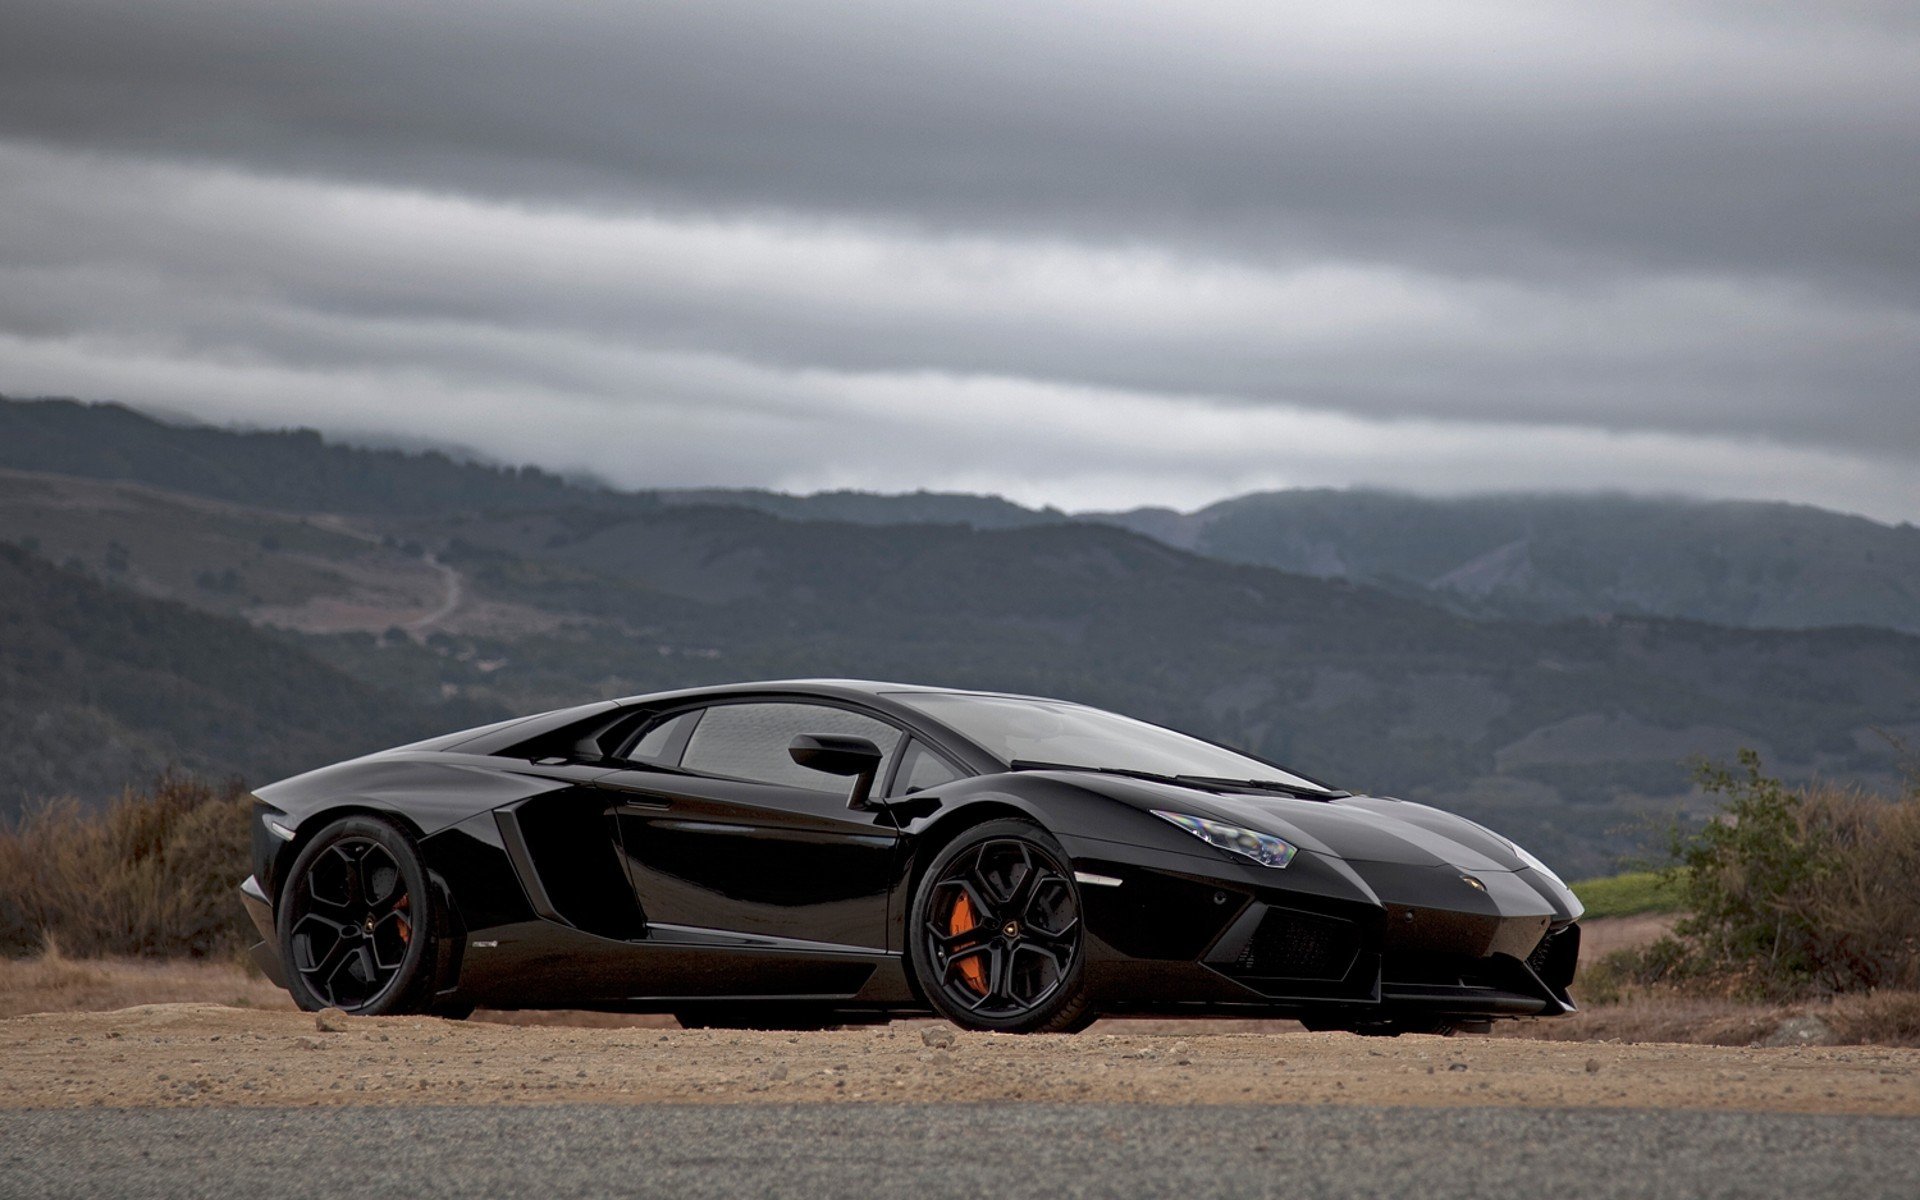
[788, 734, 884, 809]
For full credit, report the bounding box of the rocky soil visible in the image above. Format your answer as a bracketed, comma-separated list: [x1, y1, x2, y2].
[4, 1003, 1917, 1115]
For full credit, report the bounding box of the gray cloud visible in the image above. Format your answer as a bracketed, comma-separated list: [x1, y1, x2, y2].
[0, 0, 1915, 515]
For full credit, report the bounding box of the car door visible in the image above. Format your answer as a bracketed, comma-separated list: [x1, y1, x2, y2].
[595, 700, 906, 954]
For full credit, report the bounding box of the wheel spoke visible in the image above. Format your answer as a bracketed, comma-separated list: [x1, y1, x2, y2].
[924, 920, 993, 951]
[371, 911, 412, 970]
[973, 841, 1032, 909]
[1012, 941, 1064, 975]
[943, 943, 996, 1007]
[967, 945, 1008, 1012]
[306, 845, 357, 910]
[1017, 868, 1059, 920]
[359, 845, 402, 910]
[290, 913, 342, 969]
[337, 845, 367, 907]
[303, 889, 352, 914]
[962, 850, 1004, 917]
[296, 927, 353, 983]
[1025, 915, 1080, 947]
[1024, 871, 1080, 939]
[984, 942, 1011, 1004]
[1005, 865, 1048, 921]
[1007, 942, 1065, 1006]
[932, 876, 998, 926]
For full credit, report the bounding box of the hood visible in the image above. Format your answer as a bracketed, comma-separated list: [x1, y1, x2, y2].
[1075, 775, 1525, 872]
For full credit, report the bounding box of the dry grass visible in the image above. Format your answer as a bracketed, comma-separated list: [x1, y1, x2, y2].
[1788, 787, 1920, 990]
[1503, 990, 1920, 1048]
[0, 775, 253, 958]
[0, 944, 289, 1019]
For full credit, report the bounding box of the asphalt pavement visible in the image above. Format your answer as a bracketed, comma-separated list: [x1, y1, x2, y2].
[3, 1102, 1916, 1199]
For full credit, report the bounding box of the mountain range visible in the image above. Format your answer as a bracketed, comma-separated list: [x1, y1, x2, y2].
[2, 393, 1917, 877]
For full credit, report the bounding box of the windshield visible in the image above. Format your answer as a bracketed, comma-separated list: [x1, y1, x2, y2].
[891, 693, 1330, 792]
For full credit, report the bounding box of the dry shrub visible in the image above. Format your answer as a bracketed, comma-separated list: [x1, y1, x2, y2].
[0, 774, 253, 959]
[1794, 790, 1920, 992]
[1606, 751, 1920, 1000]
[1824, 990, 1920, 1046]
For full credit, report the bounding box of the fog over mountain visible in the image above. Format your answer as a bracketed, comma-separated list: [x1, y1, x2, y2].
[2, 2, 1916, 517]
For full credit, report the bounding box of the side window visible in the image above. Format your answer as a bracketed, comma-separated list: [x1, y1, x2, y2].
[679, 702, 902, 792]
[889, 739, 965, 798]
[625, 709, 701, 766]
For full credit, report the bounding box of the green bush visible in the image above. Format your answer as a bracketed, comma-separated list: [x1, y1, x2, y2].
[0, 774, 253, 958]
[1621, 750, 1920, 998]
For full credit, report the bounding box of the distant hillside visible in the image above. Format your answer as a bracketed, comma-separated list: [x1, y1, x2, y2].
[0, 542, 501, 815]
[0, 395, 617, 517]
[9, 395, 1919, 634]
[398, 503, 1920, 876]
[1093, 491, 1920, 633]
[657, 488, 1061, 529]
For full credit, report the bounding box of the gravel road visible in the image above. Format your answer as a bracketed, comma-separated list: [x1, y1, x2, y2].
[4, 1102, 1918, 1200]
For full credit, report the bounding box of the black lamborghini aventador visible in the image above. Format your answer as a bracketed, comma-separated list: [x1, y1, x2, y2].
[239, 680, 1583, 1033]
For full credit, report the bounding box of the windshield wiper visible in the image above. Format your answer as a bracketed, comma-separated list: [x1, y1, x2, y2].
[1008, 760, 1189, 786]
[1008, 760, 1345, 799]
[1173, 776, 1348, 800]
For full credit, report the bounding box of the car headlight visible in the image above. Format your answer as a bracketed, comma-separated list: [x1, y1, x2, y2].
[1152, 810, 1297, 868]
[1508, 840, 1566, 890]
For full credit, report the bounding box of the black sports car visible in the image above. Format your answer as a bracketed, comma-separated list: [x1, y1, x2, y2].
[240, 679, 1583, 1033]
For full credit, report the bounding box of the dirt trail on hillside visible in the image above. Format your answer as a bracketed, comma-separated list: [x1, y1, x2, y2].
[4, 1004, 1916, 1115]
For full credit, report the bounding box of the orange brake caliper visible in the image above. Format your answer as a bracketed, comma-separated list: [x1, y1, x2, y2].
[949, 892, 987, 994]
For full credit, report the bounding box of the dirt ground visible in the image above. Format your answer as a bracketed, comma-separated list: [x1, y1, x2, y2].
[7, 921, 1919, 1117]
[4, 1002, 1917, 1116]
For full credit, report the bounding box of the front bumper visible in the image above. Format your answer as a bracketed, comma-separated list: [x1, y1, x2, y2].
[1066, 842, 1580, 1023]
[238, 875, 289, 989]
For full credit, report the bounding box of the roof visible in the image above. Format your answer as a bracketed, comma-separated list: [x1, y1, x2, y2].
[610, 678, 1056, 706]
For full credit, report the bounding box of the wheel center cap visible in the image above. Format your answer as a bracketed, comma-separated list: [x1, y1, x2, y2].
[1002, 920, 1021, 939]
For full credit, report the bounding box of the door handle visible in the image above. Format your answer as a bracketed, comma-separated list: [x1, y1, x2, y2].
[592, 780, 674, 811]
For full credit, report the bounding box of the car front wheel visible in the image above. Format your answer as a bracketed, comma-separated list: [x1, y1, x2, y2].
[277, 815, 441, 1015]
[908, 819, 1096, 1033]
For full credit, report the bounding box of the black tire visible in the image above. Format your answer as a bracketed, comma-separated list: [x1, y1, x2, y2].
[277, 815, 441, 1015]
[908, 818, 1096, 1034]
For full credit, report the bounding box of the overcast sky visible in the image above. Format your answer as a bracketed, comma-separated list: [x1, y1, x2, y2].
[1, 2, 1916, 519]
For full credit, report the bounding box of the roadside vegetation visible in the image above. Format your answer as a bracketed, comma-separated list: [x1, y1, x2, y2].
[0, 775, 253, 959]
[1585, 750, 1920, 1005]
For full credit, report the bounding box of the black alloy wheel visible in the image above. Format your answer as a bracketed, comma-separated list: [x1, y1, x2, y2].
[278, 816, 439, 1015]
[910, 819, 1095, 1033]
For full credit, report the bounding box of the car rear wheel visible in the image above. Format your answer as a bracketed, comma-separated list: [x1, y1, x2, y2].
[277, 816, 441, 1016]
[908, 819, 1096, 1033]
